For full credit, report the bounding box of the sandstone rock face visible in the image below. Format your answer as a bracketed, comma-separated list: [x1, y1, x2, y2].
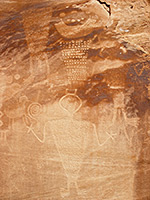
[0, 0, 150, 199]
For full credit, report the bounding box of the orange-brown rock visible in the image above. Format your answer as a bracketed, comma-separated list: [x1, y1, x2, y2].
[0, 0, 150, 199]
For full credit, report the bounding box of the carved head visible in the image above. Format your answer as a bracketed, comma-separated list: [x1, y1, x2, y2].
[59, 93, 82, 115]
[54, 0, 111, 39]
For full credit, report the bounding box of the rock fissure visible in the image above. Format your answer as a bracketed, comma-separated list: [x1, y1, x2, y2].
[96, 0, 111, 15]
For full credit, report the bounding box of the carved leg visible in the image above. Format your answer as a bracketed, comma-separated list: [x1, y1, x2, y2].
[60, 180, 70, 198]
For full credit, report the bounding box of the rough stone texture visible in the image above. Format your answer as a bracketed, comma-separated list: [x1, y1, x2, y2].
[0, 0, 150, 199]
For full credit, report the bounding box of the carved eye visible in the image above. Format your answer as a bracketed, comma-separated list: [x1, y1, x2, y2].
[62, 11, 87, 26]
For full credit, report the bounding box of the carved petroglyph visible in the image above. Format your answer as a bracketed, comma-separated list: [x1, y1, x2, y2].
[54, 0, 110, 38]
[0, 130, 7, 143]
[61, 40, 90, 85]
[0, 129, 12, 151]
[24, 102, 46, 143]
[0, 0, 150, 199]
[105, 92, 139, 145]
[59, 92, 82, 115]
[27, 102, 43, 119]
[26, 123, 46, 144]
[133, 62, 149, 76]
[44, 93, 115, 197]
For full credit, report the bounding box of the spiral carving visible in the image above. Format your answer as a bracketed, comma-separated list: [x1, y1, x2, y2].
[28, 102, 42, 118]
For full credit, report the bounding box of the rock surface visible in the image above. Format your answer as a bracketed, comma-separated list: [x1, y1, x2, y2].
[0, 0, 150, 199]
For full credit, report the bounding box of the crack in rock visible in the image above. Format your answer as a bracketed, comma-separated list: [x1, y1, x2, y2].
[96, 0, 111, 15]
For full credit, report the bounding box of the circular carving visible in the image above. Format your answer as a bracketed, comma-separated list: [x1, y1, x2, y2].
[14, 74, 21, 80]
[59, 93, 82, 114]
[6, 75, 13, 84]
[28, 102, 42, 118]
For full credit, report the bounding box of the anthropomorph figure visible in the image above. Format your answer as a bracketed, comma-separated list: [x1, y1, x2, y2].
[44, 93, 108, 197]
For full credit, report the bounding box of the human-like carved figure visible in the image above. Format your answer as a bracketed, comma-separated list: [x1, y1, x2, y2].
[107, 92, 139, 145]
[44, 92, 110, 197]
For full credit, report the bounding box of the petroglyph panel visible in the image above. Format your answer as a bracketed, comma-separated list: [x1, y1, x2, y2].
[0, 0, 150, 199]
[61, 40, 90, 84]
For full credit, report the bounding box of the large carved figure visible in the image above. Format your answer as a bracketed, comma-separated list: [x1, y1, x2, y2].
[0, 0, 150, 199]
